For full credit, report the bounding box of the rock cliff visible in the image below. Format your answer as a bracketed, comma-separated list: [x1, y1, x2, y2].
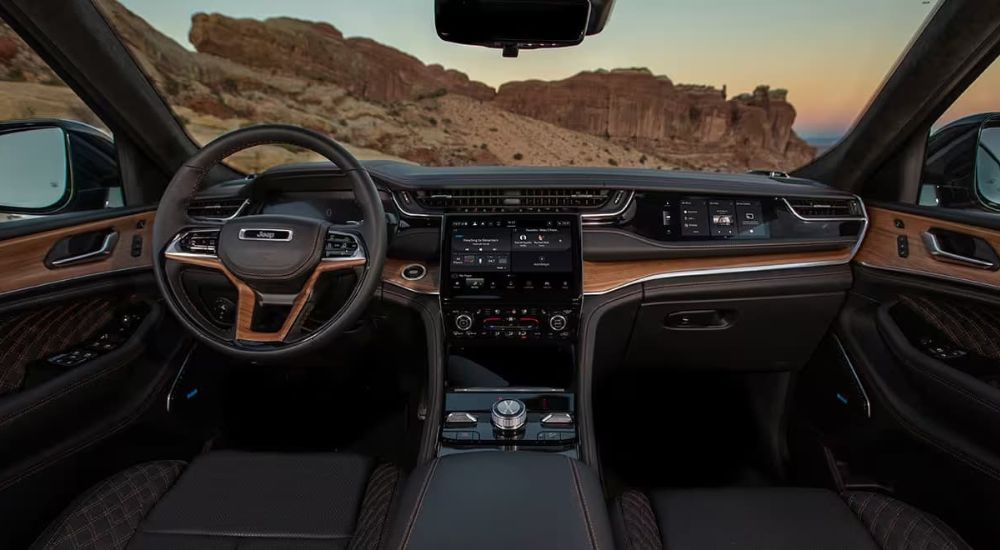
[0, 1, 814, 172]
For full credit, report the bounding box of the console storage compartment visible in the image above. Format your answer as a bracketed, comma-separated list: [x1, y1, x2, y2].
[384, 452, 613, 549]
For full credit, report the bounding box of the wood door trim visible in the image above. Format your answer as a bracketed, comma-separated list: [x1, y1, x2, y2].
[855, 206, 1000, 290]
[0, 211, 154, 296]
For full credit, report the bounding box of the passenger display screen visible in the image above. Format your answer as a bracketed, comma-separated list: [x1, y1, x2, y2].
[442, 215, 581, 301]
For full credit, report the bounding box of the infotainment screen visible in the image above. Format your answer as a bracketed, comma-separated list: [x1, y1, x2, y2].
[441, 214, 582, 301]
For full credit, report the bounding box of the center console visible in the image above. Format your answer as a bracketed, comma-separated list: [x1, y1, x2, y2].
[439, 214, 583, 454]
[383, 452, 614, 550]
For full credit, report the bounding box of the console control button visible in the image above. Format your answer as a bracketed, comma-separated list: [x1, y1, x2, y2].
[540, 412, 574, 427]
[549, 314, 568, 331]
[401, 264, 427, 281]
[455, 314, 474, 331]
[491, 399, 527, 432]
[445, 412, 478, 427]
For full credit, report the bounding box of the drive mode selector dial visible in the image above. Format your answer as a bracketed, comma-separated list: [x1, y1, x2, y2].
[455, 314, 473, 331]
[549, 314, 568, 332]
[491, 399, 527, 432]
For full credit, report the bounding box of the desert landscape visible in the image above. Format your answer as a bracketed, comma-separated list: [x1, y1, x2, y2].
[0, 0, 815, 174]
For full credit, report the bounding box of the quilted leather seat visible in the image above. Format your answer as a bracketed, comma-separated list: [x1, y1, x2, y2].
[31, 452, 400, 550]
[613, 487, 972, 550]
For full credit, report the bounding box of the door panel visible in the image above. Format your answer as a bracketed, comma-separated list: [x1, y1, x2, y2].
[796, 205, 1000, 547]
[855, 206, 1000, 290]
[0, 210, 193, 548]
[0, 210, 153, 296]
[0, 294, 117, 396]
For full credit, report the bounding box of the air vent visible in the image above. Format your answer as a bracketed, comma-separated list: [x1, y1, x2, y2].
[187, 198, 248, 221]
[412, 188, 615, 213]
[784, 197, 864, 220]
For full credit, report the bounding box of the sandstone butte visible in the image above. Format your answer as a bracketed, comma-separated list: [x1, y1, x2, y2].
[0, 0, 816, 171]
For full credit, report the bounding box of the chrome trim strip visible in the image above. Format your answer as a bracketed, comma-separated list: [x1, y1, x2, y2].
[781, 196, 867, 222]
[581, 190, 635, 224]
[922, 231, 997, 269]
[452, 386, 567, 393]
[832, 334, 871, 419]
[238, 228, 293, 242]
[50, 232, 117, 266]
[391, 191, 440, 218]
[400, 263, 427, 281]
[189, 198, 249, 222]
[166, 345, 197, 413]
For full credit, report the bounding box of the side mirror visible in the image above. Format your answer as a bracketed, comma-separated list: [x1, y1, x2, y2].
[0, 119, 120, 222]
[0, 126, 71, 212]
[975, 118, 1000, 209]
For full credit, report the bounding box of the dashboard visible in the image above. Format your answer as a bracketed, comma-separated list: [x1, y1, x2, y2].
[187, 161, 868, 330]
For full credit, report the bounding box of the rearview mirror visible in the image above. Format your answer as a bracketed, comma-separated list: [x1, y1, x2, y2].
[435, 0, 611, 57]
[975, 119, 1000, 209]
[0, 126, 70, 211]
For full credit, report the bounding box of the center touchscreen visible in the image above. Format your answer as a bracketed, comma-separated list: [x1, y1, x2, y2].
[442, 215, 581, 301]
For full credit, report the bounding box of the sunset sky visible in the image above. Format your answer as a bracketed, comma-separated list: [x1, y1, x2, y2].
[120, 0, 997, 141]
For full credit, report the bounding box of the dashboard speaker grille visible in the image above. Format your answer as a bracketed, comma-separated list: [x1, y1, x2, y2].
[413, 188, 614, 212]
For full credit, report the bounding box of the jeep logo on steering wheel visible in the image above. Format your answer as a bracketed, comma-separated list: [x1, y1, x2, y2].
[238, 228, 293, 242]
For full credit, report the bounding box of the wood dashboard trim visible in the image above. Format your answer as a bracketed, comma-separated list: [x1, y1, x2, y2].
[377, 249, 855, 297]
[855, 206, 1000, 290]
[582, 248, 854, 294]
[382, 258, 440, 294]
[0, 211, 154, 296]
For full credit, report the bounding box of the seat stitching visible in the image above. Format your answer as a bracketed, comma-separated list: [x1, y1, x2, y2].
[882, 503, 904, 548]
[617, 497, 635, 550]
[899, 514, 919, 549]
[869, 498, 891, 542]
[400, 458, 438, 550]
[568, 457, 599, 550]
[371, 466, 401, 550]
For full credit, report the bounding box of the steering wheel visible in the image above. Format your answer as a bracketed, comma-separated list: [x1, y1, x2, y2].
[152, 125, 387, 360]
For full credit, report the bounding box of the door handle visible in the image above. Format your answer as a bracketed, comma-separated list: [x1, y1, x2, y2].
[921, 230, 999, 270]
[47, 231, 119, 267]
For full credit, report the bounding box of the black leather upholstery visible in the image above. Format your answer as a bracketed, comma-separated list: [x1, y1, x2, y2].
[845, 491, 973, 550]
[383, 451, 614, 550]
[34, 452, 400, 550]
[31, 461, 185, 550]
[614, 487, 972, 550]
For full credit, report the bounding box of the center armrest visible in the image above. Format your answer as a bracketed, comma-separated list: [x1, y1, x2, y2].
[384, 451, 614, 549]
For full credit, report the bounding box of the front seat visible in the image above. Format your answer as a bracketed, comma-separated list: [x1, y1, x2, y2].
[613, 487, 972, 550]
[31, 452, 400, 550]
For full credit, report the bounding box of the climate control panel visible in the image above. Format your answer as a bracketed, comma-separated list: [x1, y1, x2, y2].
[446, 306, 576, 341]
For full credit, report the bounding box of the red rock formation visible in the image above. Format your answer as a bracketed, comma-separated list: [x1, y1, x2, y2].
[494, 70, 814, 170]
[189, 13, 495, 104]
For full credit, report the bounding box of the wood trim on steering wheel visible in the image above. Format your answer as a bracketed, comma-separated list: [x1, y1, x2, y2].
[165, 251, 365, 342]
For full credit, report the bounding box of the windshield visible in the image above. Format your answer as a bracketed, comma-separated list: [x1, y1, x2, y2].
[90, 0, 941, 173]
